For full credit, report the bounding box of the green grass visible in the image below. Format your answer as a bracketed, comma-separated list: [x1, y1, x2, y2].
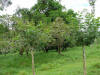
[0, 44, 100, 75]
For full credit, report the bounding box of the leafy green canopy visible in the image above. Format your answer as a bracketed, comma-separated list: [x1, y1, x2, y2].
[0, 24, 9, 34]
[31, 0, 78, 24]
[76, 13, 99, 46]
[16, 0, 77, 25]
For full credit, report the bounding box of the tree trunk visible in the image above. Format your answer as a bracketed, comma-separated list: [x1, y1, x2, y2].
[31, 50, 35, 75]
[26, 49, 29, 56]
[82, 45, 87, 75]
[58, 43, 62, 55]
[58, 44, 60, 54]
[19, 48, 24, 56]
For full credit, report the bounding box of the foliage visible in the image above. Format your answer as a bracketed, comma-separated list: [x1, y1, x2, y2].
[0, 24, 9, 34]
[76, 12, 99, 46]
[0, 0, 12, 10]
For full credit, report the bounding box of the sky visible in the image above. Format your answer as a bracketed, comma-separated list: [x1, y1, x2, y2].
[0, 0, 100, 17]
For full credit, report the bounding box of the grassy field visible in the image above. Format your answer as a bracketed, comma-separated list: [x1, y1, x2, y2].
[0, 44, 100, 75]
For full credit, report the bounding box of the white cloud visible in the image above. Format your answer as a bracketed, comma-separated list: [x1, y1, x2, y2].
[61, 0, 100, 17]
[95, 0, 100, 17]
[0, 0, 37, 15]
[61, 0, 90, 12]
[0, 0, 100, 17]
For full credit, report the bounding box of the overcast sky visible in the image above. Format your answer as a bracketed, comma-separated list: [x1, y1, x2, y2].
[0, 0, 100, 17]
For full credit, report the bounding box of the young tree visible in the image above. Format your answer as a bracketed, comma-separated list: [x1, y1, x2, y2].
[10, 15, 42, 75]
[77, 12, 99, 75]
[24, 26, 41, 75]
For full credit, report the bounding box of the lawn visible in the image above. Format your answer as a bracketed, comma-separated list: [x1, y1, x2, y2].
[0, 44, 100, 75]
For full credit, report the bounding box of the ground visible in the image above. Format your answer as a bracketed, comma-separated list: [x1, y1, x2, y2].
[0, 44, 100, 75]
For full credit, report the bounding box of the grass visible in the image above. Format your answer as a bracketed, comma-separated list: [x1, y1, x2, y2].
[0, 44, 100, 75]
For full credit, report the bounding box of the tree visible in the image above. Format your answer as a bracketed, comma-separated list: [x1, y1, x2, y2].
[12, 16, 41, 74]
[76, 11, 99, 75]
[0, 22, 11, 55]
[15, 0, 77, 26]
[0, 0, 12, 10]
[50, 17, 70, 54]
[89, 0, 96, 15]
[31, 0, 63, 16]
[0, 24, 15, 55]
[30, 0, 65, 24]
[16, 8, 33, 23]
[24, 26, 41, 75]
